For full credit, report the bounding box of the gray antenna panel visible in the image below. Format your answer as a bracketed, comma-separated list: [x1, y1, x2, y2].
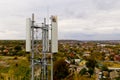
[51, 16, 58, 53]
[26, 18, 32, 52]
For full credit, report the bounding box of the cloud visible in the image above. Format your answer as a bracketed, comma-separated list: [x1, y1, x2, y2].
[93, 0, 120, 10]
[0, 29, 23, 40]
[59, 32, 120, 40]
[0, 0, 120, 40]
[59, 9, 120, 34]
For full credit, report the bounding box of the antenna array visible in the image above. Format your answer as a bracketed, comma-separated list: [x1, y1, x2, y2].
[26, 14, 58, 80]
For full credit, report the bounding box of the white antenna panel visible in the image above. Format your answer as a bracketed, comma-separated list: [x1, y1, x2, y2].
[51, 16, 58, 53]
[26, 18, 32, 52]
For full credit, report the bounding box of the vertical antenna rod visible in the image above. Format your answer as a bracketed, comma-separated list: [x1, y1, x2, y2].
[31, 13, 34, 80]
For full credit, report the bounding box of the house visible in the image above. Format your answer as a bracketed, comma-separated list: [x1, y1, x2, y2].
[114, 55, 120, 61]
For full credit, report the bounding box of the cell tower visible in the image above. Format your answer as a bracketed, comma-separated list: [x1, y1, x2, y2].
[26, 14, 58, 80]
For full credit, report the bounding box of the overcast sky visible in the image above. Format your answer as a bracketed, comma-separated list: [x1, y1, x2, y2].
[0, 0, 120, 40]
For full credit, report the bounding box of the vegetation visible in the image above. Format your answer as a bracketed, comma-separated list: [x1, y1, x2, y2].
[53, 59, 69, 80]
[0, 40, 120, 80]
[0, 56, 30, 80]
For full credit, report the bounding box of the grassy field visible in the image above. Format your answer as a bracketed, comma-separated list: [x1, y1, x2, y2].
[0, 56, 30, 80]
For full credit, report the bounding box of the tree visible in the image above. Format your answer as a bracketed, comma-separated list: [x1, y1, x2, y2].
[79, 68, 87, 75]
[85, 58, 97, 77]
[53, 59, 69, 80]
[101, 65, 108, 71]
[87, 68, 94, 77]
[14, 45, 22, 52]
[85, 58, 97, 69]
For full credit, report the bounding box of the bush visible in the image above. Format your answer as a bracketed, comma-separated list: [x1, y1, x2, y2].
[79, 68, 87, 75]
[88, 68, 94, 77]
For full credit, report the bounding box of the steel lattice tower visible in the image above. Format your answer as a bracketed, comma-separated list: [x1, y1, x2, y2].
[26, 14, 58, 80]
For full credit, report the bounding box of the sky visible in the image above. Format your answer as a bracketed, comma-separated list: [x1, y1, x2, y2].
[0, 0, 120, 40]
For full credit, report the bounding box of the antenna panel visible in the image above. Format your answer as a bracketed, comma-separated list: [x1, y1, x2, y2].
[51, 16, 58, 53]
[26, 18, 32, 52]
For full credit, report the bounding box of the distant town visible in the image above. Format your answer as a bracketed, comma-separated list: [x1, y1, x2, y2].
[0, 40, 120, 80]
